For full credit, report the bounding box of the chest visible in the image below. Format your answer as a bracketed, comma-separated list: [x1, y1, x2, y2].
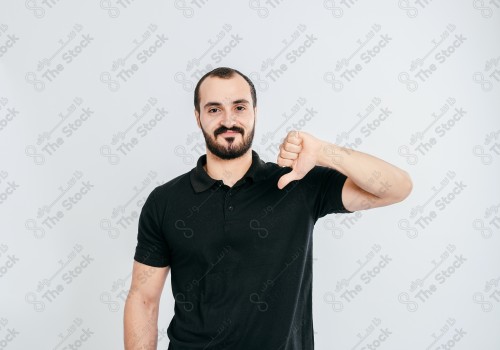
[162, 181, 314, 271]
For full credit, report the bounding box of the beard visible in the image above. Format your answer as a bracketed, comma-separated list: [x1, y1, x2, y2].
[201, 123, 255, 160]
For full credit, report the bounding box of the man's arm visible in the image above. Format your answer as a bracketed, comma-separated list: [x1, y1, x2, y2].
[277, 130, 413, 211]
[124, 261, 169, 350]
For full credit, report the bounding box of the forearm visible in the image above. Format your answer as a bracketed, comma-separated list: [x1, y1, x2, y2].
[317, 141, 412, 201]
[124, 294, 159, 350]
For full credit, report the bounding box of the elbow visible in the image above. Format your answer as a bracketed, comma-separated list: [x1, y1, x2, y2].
[394, 170, 413, 203]
[125, 288, 161, 312]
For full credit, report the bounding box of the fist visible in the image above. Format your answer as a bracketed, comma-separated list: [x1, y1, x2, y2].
[277, 130, 323, 189]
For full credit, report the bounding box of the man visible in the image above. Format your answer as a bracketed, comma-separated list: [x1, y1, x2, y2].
[124, 67, 412, 349]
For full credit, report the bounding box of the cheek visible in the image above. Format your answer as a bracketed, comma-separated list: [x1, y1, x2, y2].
[200, 116, 218, 130]
[246, 116, 256, 129]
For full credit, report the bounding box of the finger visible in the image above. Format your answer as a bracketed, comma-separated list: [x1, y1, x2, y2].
[277, 155, 294, 167]
[279, 148, 299, 161]
[286, 130, 302, 145]
[277, 171, 298, 189]
[283, 142, 302, 153]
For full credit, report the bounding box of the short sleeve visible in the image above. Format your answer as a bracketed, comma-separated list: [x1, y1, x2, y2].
[133, 188, 170, 267]
[301, 165, 352, 220]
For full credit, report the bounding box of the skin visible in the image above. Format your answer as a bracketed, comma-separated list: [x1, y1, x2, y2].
[194, 74, 258, 187]
[124, 73, 413, 349]
[124, 262, 168, 350]
[277, 130, 413, 210]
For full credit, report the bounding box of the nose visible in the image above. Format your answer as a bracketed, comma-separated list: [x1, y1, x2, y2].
[220, 111, 236, 128]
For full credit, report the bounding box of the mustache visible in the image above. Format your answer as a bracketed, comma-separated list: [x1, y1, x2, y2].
[214, 126, 245, 137]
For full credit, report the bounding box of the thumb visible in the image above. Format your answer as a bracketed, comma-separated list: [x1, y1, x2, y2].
[277, 170, 299, 190]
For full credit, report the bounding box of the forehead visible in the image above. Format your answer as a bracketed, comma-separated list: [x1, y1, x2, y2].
[198, 74, 252, 104]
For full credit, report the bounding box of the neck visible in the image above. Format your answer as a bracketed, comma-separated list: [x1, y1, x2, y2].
[204, 150, 253, 187]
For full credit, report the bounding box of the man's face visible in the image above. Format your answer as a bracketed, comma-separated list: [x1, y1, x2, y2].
[195, 74, 256, 160]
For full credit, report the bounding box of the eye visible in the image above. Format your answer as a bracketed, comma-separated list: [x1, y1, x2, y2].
[208, 108, 219, 113]
[235, 105, 246, 111]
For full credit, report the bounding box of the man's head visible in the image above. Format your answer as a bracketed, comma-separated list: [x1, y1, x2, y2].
[194, 67, 257, 160]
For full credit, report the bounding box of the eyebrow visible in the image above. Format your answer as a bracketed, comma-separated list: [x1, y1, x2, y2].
[203, 99, 250, 109]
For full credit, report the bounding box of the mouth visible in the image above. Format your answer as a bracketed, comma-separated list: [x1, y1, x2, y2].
[215, 128, 243, 138]
[219, 130, 241, 137]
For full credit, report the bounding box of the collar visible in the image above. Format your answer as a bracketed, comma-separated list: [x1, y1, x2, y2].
[190, 150, 268, 193]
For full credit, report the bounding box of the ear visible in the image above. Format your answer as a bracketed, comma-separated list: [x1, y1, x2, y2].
[194, 109, 201, 128]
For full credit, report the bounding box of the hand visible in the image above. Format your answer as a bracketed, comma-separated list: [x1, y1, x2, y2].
[277, 130, 323, 189]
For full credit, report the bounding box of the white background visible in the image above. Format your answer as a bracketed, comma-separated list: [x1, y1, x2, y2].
[1, 1, 499, 349]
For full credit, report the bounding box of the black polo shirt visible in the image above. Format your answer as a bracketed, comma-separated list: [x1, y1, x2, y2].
[134, 150, 352, 349]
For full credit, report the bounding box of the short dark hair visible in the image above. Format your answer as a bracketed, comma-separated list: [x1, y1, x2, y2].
[194, 67, 257, 113]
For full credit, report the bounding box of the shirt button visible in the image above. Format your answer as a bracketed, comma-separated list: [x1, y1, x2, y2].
[228, 205, 234, 211]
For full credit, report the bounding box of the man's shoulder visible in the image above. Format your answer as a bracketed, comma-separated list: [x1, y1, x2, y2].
[153, 169, 193, 198]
